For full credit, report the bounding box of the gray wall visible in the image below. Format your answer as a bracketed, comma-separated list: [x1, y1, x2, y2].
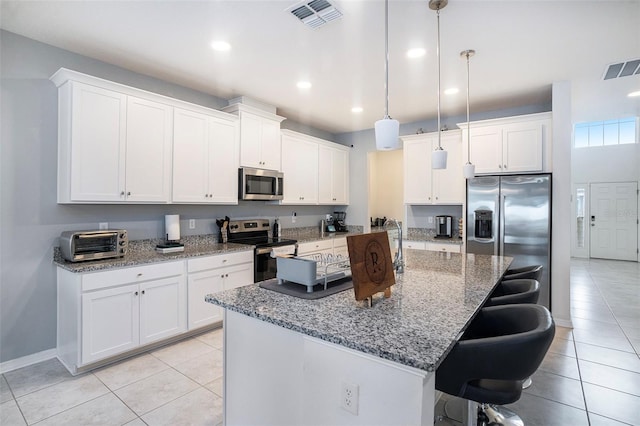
[0, 30, 336, 363]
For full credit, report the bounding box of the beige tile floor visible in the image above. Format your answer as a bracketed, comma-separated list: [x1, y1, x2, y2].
[1, 258, 638, 425]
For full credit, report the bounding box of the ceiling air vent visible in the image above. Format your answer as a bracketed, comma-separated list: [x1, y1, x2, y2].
[603, 59, 640, 80]
[286, 0, 343, 29]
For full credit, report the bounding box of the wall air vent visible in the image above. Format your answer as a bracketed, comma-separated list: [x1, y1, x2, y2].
[286, 0, 343, 29]
[603, 59, 640, 80]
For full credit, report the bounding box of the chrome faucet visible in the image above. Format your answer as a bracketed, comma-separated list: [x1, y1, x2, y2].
[384, 218, 404, 274]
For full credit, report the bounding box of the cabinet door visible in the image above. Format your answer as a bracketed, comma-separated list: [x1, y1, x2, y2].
[318, 145, 333, 204]
[125, 96, 173, 202]
[432, 133, 464, 204]
[209, 118, 239, 204]
[172, 108, 210, 203]
[333, 237, 349, 257]
[281, 135, 319, 204]
[81, 284, 139, 364]
[188, 269, 225, 329]
[403, 138, 433, 204]
[469, 127, 502, 174]
[502, 123, 543, 172]
[223, 262, 254, 291]
[239, 113, 263, 168]
[260, 118, 282, 171]
[70, 82, 126, 202]
[330, 148, 349, 204]
[139, 276, 187, 345]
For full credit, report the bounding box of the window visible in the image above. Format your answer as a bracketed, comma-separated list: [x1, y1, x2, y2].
[574, 117, 638, 148]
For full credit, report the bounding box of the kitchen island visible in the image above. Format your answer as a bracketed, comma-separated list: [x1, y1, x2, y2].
[206, 249, 512, 425]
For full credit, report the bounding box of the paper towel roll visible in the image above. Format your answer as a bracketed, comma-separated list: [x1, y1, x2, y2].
[165, 214, 180, 241]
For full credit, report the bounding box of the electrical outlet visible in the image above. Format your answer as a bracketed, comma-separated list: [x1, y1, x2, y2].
[189, 219, 195, 229]
[99, 222, 108, 230]
[340, 382, 359, 415]
[428, 216, 434, 224]
[292, 211, 297, 224]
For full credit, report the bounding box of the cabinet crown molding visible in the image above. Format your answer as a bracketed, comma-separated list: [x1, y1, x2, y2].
[280, 129, 348, 151]
[400, 129, 462, 143]
[222, 103, 286, 122]
[49, 68, 238, 122]
[456, 111, 552, 129]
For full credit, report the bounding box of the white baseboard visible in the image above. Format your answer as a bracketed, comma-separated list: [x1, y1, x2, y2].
[0, 349, 57, 374]
[553, 317, 573, 329]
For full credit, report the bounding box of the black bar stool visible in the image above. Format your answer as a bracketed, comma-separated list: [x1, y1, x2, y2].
[485, 279, 540, 307]
[502, 264, 542, 281]
[436, 304, 555, 426]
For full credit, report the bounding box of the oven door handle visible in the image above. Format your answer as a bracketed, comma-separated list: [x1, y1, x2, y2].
[255, 247, 274, 255]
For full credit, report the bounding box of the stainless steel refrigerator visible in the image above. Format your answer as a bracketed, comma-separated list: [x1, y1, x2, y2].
[467, 174, 552, 308]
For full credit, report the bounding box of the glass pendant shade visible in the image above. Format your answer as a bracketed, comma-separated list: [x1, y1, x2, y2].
[431, 148, 447, 169]
[463, 162, 476, 179]
[375, 117, 400, 150]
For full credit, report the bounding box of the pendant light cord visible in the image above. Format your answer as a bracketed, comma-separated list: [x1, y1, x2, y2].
[436, 8, 442, 149]
[384, 0, 390, 119]
[466, 51, 470, 162]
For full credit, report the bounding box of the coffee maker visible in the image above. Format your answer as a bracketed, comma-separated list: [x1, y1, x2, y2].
[435, 215, 453, 238]
[333, 211, 348, 232]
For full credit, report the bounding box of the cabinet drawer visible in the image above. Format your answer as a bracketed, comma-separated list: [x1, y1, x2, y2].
[333, 237, 347, 248]
[426, 243, 461, 253]
[297, 239, 334, 255]
[402, 241, 427, 250]
[187, 250, 253, 273]
[82, 261, 184, 292]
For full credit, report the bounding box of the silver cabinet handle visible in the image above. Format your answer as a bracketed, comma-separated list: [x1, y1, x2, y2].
[127, 191, 131, 196]
[141, 290, 145, 295]
[134, 291, 138, 296]
[120, 191, 125, 196]
[498, 165, 502, 169]
[503, 164, 507, 169]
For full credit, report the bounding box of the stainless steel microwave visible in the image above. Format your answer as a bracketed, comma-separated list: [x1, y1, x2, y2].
[239, 167, 284, 201]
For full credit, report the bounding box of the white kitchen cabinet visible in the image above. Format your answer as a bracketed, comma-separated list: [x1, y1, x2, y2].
[280, 132, 319, 205]
[402, 130, 464, 205]
[172, 108, 239, 204]
[461, 112, 550, 174]
[187, 251, 253, 330]
[54, 79, 172, 203]
[318, 144, 349, 205]
[425, 242, 461, 253]
[59, 261, 186, 370]
[297, 237, 349, 257]
[223, 103, 286, 171]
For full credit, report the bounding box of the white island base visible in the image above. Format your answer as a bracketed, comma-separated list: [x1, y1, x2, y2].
[223, 310, 436, 426]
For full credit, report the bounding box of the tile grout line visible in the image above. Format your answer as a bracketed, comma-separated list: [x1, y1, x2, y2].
[2, 373, 29, 426]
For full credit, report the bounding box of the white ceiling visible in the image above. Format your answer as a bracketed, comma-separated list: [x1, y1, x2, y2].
[1, 0, 639, 134]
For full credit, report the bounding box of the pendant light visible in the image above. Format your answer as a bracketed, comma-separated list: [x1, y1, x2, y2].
[374, 0, 400, 151]
[461, 49, 476, 179]
[430, 0, 447, 169]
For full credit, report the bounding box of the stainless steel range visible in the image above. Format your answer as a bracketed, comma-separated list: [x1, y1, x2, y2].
[227, 219, 297, 283]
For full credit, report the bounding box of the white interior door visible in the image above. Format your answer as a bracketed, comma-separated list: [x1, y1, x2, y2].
[590, 182, 638, 261]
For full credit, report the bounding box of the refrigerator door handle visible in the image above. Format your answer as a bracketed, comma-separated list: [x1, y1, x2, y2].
[500, 194, 506, 255]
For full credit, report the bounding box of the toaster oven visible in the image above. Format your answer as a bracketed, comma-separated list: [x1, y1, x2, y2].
[59, 230, 128, 262]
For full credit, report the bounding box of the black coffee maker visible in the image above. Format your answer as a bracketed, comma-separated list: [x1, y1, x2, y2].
[333, 211, 348, 232]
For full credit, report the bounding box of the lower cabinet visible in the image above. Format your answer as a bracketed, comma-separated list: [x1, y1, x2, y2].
[57, 250, 254, 374]
[296, 237, 349, 258]
[399, 240, 462, 253]
[187, 251, 254, 330]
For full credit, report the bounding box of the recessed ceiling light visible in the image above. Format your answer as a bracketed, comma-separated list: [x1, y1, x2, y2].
[351, 107, 363, 113]
[628, 90, 640, 97]
[407, 48, 426, 58]
[210, 41, 231, 52]
[444, 88, 459, 95]
[297, 81, 312, 89]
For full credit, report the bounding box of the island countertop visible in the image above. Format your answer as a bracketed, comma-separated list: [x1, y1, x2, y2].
[206, 249, 512, 372]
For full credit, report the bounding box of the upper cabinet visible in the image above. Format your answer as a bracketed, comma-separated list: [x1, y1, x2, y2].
[318, 144, 349, 205]
[172, 108, 239, 204]
[222, 103, 286, 171]
[459, 112, 552, 175]
[50, 68, 240, 205]
[56, 81, 172, 203]
[402, 130, 464, 205]
[280, 130, 350, 206]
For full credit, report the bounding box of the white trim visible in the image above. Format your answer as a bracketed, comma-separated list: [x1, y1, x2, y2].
[0, 349, 57, 374]
[553, 317, 573, 329]
[457, 111, 552, 129]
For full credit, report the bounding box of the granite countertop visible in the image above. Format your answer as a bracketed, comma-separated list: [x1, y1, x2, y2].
[53, 235, 253, 273]
[206, 249, 512, 372]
